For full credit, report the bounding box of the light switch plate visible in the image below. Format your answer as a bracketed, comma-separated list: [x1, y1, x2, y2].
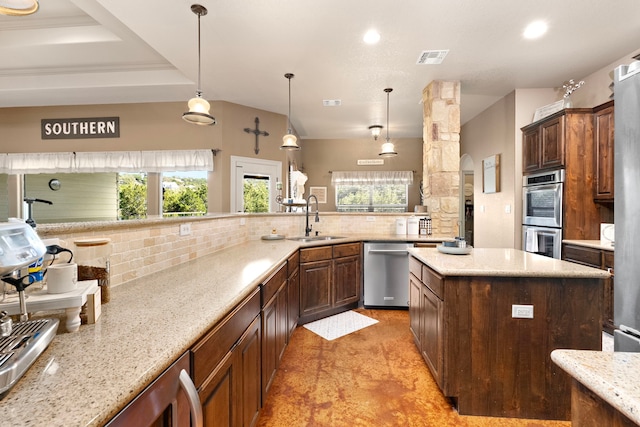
[512, 304, 534, 318]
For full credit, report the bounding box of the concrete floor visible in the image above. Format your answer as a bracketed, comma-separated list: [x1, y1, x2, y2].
[257, 309, 573, 427]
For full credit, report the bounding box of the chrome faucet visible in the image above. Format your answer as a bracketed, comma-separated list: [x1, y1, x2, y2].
[305, 195, 320, 236]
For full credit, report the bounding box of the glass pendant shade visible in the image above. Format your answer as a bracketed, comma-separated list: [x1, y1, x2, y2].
[379, 140, 397, 157]
[281, 132, 300, 150]
[183, 95, 216, 125]
[0, 0, 38, 16]
[369, 125, 383, 140]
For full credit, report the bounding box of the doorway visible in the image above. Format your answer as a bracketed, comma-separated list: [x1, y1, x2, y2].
[460, 154, 474, 245]
[230, 156, 282, 213]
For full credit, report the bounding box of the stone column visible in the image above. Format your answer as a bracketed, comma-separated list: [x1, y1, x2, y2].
[422, 81, 460, 235]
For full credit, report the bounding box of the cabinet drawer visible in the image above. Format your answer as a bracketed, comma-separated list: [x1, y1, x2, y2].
[300, 246, 333, 262]
[287, 251, 300, 276]
[333, 242, 361, 258]
[262, 263, 287, 305]
[423, 266, 444, 300]
[563, 245, 602, 268]
[191, 287, 260, 388]
[409, 256, 422, 281]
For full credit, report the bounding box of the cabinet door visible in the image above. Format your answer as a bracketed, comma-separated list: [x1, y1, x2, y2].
[594, 105, 615, 200]
[540, 116, 564, 170]
[199, 350, 236, 427]
[421, 284, 444, 389]
[603, 251, 615, 334]
[523, 127, 541, 173]
[409, 273, 421, 346]
[261, 290, 279, 398]
[106, 353, 192, 427]
[333, 255, 361, 307]
[287, 266, 300, 340]
[237, 316, 261, 427]
[299, 260, 332, 316]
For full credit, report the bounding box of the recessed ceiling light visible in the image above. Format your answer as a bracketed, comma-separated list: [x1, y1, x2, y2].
[363, 29, 380, 45]
[523, 20, 548, 39]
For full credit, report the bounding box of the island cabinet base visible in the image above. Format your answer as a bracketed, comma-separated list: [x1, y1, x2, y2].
[410, 259, 603, 420]
[571, 380, 638, 427]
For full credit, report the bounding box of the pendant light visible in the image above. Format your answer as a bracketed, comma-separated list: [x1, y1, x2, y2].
[368, 125, 383, 140]
[0, 0, 38, 16]
[281, 73, 301, 150]
[379, 88, 398, 157]
[182, 4, 216, 126]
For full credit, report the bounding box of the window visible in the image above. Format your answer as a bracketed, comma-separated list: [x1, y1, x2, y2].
[118, 173, 147, 220]
[332, 171, 412, 212]
[243, 174, 270, 213]
[162, 171, 207, 217]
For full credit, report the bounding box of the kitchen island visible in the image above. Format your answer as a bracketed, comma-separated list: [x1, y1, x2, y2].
[408, 247, 610, 421]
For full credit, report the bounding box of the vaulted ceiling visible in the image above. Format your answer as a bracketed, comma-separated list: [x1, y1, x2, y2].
[1, 0, 639, 139]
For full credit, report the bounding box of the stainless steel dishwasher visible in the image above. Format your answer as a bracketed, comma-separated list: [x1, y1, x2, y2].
[363, 242, 412, 308]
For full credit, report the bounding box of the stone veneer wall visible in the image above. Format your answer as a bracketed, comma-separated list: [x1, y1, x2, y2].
[422, 81, 461, 235]
[37, 213, 426, 289]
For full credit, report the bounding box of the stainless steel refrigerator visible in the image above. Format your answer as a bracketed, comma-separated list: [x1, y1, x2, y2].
[613, 61, 640, 352]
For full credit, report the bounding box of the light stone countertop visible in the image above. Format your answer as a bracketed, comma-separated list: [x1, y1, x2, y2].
[0, 239, 300, 427]
[563, 239, 615, 252]
[0, 233, 447, 426]
[551, 349, 640, 424]
[409, 247, 611, 278]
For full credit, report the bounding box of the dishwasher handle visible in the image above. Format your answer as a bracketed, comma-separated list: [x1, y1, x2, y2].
[367, 249, 409, 255]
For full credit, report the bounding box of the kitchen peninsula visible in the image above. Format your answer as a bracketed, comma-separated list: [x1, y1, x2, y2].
[408, 247, 610, 421]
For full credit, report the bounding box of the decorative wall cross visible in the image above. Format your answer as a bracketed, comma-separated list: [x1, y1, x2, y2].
[244, 117, 269, 154]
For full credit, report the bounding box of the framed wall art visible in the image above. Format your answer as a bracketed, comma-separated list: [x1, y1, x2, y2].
[482, 154, 500, 193]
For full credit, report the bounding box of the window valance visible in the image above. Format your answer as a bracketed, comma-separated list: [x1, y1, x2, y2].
[331, 170, 413, 185]
[0, 150, 215, 174]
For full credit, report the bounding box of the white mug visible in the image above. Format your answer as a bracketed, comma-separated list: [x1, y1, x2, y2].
[46, 263, 78, 294]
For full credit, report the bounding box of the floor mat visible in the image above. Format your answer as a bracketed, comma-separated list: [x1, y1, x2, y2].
[303, 310, 378, 341]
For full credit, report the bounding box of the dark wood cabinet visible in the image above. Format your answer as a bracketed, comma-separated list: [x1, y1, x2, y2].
[106, 352, 195, 427]
[408, 255, 603, 420]
[522, 108, 602, 241]
[409, 257, 444, 389]
[286, 251, 300, 342]
[594, 101, 615, 201]
[299, 242, 362, 324]
[563, 243, 615, 334]
[191, 287, 262, 427]
[523, 113, 568, 173]
[261, 263, 288, 399]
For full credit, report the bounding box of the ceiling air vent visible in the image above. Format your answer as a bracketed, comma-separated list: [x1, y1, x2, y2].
[416, 50, 449, 65]
[323, 99, 341, 107]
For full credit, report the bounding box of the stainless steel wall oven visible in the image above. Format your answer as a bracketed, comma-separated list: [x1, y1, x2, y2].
[522, 169, 564, 259]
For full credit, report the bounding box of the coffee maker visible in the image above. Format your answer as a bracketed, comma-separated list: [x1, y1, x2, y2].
[0, 222, 59, 398]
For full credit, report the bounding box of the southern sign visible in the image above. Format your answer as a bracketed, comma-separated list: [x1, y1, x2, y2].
[41, 117, 120, 139]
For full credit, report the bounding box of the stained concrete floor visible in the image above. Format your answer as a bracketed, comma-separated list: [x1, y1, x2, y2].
[257, 309, 572, 427]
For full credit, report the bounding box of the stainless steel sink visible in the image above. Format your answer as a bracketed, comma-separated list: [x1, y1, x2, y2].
[287, 236, 346, 242]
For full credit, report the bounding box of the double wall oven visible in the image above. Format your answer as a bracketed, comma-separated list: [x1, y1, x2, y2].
[522, 169, 564, 259]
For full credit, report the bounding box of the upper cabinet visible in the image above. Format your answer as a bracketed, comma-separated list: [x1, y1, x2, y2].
[522, 108, 592, 174]
[593, 101, 615, 201]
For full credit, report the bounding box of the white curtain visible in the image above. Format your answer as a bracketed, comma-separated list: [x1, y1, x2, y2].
[331, 170, 413, 185]
[5, 152, 75, 174]
[0, 150, 214, 174]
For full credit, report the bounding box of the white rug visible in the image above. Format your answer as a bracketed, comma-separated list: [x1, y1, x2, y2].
[303, 310, 379, 341]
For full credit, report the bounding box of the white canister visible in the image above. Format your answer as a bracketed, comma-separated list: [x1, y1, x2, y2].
[407, 216, 419, 235]
[395, 218, 407, 235]
[46, 263, 78, 294]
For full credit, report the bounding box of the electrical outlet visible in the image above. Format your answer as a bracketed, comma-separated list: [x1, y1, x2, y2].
[239, 218, 246, 226]
[505, 204, 511, 214]
[366, 216, 376, 222]
[512, 304, 534, 319]
[179, 223, 191, 236]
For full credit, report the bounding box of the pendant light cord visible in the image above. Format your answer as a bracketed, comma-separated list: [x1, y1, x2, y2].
[288, 76, 292, 132]
[196, 11, 202, 96]
[385, 87, 392, 141]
